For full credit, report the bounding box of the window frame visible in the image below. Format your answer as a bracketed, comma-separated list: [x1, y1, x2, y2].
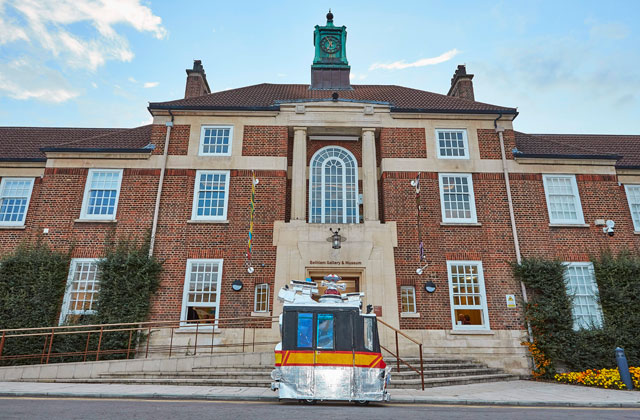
[447, 260, 490, 331]
[59, 258, 100, 325]
[254, 283, 270, 313]
[400, 285, 417, 314]
[191, 170, 230, 221]
[79, 169, 123, 221]
[0, 177, 35, 227]
[624, 184, 640, 231]
[438, 173, 478, 224]
[199, 125, 233, 156]
[564, 262, 603, 331]
[309, 146, 360, 224]
[542, 174, 585, 224]
[435, 129, 470, 160]
[180, 258, 224, 328]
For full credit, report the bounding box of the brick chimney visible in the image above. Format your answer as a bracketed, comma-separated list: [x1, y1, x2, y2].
[447, 64, 474, 101]
[184, 60, 211, 99]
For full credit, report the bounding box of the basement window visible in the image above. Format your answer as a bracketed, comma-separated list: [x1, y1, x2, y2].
[436, 129, 469, 159]
[254, 283, 270, 313]
[199, 125, 233, 156]
[447, 261, 490, 330]
[80, 169, 123, 220]
[564, 263, 603, 331]
[400, 286, 416, 314]
[59, 259, 100, 325]
[625, 185, 640, 231]
[181, 259, 223, 327]
[0, 177, 35, 226]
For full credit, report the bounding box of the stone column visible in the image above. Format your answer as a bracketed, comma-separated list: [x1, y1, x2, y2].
[291, 127, 307, 221]
[361, 128, 379, 221]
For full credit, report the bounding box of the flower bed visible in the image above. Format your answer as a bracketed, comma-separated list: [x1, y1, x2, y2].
[555, 367, 640, 390]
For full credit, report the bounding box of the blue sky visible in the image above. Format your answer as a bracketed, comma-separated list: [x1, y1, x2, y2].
[1, 0, 639, 134]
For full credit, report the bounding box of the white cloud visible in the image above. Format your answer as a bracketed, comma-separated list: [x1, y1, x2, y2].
[369, 49, 460, 71]
[587, 20, 630, 40]
[0, 0, 166, 102]
[143, 81, 159, 88]
[91, 82, 98, 88]
[0, 58, 80, 102]
[128, 76, 137, 83]
[349, 72, 367, 81]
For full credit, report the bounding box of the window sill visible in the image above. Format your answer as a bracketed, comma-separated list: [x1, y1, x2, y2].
[400, 312, 420, 318]
[74, 219, 117, 223]
[634, 231, 640, 235]
[187, 219, 229, 224]
[0, 225, 26, 230]
[251, 311, 272, 317]
[448, 329, 494, 335]
[548, 223, 590, 228]
[440, 222, 482, 227]
[175, 326, 221, 334]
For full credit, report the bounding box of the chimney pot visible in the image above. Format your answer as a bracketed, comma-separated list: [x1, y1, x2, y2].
[447, 64, 475, 101]
[184, 59, 211, 99]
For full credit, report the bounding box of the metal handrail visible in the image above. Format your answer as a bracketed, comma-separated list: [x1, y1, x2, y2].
[376, 319, 425, 390]
[0, 316, 279, 366]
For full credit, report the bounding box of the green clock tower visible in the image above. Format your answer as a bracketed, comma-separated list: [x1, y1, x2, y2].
[311, 10, 351, 90]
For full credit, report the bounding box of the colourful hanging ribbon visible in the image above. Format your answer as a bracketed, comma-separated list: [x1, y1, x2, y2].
[246, 170, 256, 262]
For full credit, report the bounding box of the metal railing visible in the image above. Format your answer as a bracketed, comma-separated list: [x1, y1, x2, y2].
[377, 318, 425, 390]
[0, 316, 279, 366]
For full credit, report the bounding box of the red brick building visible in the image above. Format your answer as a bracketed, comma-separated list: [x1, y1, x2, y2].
[1, 13, 639, 373]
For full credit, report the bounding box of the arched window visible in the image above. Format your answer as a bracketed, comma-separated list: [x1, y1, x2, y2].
[309, 146, 359, 224]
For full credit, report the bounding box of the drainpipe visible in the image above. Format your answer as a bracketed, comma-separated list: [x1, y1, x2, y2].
[148, 111, 173, 257]
[495, 114, 532, 343]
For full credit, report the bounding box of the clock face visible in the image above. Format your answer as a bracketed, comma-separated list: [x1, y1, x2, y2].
[320, 36, 340, 54]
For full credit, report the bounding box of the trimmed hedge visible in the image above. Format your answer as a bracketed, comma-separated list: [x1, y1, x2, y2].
[515, 252, 640, 377]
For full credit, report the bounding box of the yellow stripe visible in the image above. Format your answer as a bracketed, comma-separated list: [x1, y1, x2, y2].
[274, 352, 282, 365]
[315, 351, 352, 366]
[283, 351, 314, 365]
[354, 352, 378, 366]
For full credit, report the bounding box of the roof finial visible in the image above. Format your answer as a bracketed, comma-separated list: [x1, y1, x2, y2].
[326, 9, 333, 22]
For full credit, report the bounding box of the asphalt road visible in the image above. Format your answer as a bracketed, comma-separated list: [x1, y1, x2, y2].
[1, 397, 639, 420]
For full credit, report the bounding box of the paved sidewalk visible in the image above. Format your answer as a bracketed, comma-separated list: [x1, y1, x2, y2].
[0, 380, 639, 407]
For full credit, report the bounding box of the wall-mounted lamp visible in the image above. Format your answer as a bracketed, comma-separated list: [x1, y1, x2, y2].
[328, 228, 345, 249]
[424, 281, 436, 293]
[231, 280, 244, 291]
[416, 262, 429, 275]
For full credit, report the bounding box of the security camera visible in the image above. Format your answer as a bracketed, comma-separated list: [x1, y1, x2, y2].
[603, 220, 615, 237]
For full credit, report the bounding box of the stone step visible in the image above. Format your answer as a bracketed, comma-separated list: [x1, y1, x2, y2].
[50, 372, 518, 389]
[100, 367, 500, 381]
[387, 373, 520, 389]
[383, 357, 475, 364]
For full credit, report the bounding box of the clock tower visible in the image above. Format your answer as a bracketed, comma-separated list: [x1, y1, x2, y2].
[311, 10, 351, 90]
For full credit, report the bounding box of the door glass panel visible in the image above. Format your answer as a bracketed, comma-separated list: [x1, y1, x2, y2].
[316, 313, 334, 349]
[364, 317, 373, 351]
[297, 313, 313, 348]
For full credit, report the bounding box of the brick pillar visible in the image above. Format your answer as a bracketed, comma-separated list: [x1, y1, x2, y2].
[362, 128, 379, 221]
[291, 127, 307, 221]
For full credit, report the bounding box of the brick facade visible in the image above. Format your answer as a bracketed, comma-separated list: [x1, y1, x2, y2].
[379, 128, 427, 159]
[149, 169, 287, 322]
[242, 126, 288, 157]
[478, 129, 515, 159]
[382, 171, 523, 330]
[150, 124, 190, 155]
[2, 117, 639, 341]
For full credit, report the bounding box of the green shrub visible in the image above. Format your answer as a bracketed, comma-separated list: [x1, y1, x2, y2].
[0, 241, 70, 364]
[515, 251, 640, 376]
